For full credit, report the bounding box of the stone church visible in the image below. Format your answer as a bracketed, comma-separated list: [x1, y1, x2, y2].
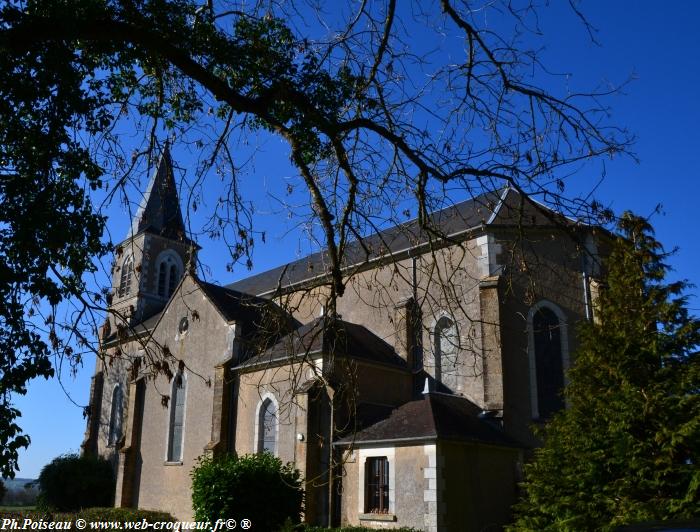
[82, 149, 601, 531]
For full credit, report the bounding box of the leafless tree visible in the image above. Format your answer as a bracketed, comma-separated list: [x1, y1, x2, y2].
[1, 0, 631, 477]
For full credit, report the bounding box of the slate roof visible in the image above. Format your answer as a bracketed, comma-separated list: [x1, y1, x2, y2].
[354, 402, 396, 431]
[127, 146, 190, 242]
[226, 189, 508, 296]
[335, 392, 523, 448]
[226, 187, 596, 297]
[101, 307, 162, 345]
[140, 310, 163, 331]
[236, 316, 408, 370]
[197, 280, 282, 323]
[103, 279, 283, 345]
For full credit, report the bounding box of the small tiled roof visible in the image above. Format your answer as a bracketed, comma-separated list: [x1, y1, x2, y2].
[226, 189, 507, 296]
[236, 317, 408, 370]
[354, 402, 396, 431]
[336, 393, 523, 449]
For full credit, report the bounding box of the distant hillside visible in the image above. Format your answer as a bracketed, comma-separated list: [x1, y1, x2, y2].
[3, 478, 37, 490]
[2, 478, 39, 506]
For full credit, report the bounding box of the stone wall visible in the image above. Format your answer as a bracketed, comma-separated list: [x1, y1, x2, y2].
[113, 276, 235, 520]
[339, 444, 429, 530]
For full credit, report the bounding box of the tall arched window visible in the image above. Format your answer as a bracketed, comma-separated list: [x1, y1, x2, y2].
[434, 316, 459, 391]
[108, 384, 124, 446]
[156, 252, 182, 298]
[528, 302, 569, 419]
[257, 398, 277, 454]
[118, 256, 134, 298]
[167, 372, 187, 462]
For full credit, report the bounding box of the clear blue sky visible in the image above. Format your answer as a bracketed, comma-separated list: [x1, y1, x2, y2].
[14, 0, 700, 478]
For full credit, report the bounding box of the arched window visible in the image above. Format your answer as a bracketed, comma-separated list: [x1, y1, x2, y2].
[528, 302, 569, 419]
[156, 252, 182, 298]
[118, 256, 134, 298]
[108, 384, 124, 446]
[167, 372, 187, 462]
[257, 398, 277, 454]
[434, 316, 459, 391]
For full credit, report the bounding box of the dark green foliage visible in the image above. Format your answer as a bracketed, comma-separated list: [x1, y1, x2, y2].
[0, 0, 359, 477]
[75, 507, 175, 524]
[0, 508, 174, 529]
[511, 214, 700, 530]
[191, 452, 303, 530]
[38, 454, 115, 511]
[0, 480, 6, 504]
[0, 0, 109, 477]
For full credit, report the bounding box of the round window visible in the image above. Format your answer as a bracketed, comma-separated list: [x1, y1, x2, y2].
[178, 316, 189, 334]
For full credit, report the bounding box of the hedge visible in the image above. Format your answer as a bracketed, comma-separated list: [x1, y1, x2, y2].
[191, 452, 303, 530]
[38, 454, 115, 511]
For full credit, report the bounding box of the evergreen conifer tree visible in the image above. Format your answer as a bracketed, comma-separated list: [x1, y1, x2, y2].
[511, 214, 700, 531]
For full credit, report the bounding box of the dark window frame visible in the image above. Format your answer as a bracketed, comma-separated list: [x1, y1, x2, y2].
[168, 264, 177, 295]
[157, 261, 167, 296]
[533, 307, 565, 419]
[365, 456, 390, 514]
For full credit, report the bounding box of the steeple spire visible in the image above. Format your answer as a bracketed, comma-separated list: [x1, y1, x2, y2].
[127, 145, 187, 241]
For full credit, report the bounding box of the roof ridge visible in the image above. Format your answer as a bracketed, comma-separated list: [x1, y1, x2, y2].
[226, 188, 509, 296]
[424, 393, 440, 437]
[199, 278, 269, 302]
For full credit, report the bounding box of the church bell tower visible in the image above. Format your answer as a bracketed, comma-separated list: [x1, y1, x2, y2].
[108, 146, 197, 329]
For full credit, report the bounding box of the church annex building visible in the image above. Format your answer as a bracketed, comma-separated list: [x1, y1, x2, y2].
[82, 150, 602, 531]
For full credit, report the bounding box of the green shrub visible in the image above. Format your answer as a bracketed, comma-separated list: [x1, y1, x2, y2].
[76, 507, 175, 523]
[38, 454, 115, 511]
[191, 452, 303, 530]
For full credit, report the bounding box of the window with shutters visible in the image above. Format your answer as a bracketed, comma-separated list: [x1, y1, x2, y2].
[167, 372, 186, 462]
[364, 457, 389, 514]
